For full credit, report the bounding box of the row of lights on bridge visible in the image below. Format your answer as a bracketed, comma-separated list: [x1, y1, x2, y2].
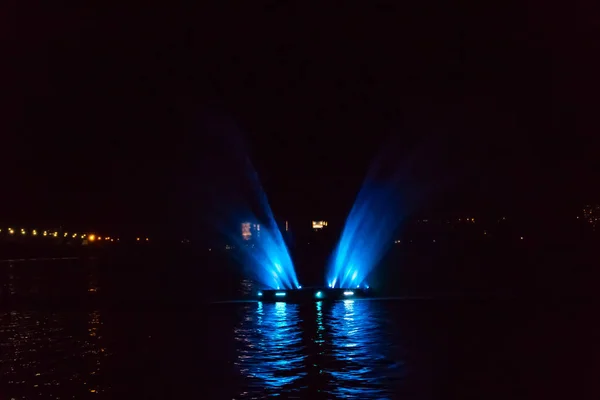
[0, 229, 149, 243]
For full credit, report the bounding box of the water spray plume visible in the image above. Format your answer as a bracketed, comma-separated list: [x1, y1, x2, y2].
[327, 132, 452, 289]
[198, 114, 299, 290]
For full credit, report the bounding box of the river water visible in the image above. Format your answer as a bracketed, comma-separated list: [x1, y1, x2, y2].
[0, 259, 598, 399]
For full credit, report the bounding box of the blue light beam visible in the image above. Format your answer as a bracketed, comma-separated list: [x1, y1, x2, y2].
[327, 131, 453, 289]
[326, 136, 428, 289]
[327, 181, 406, 289]
[198, 114, 299, 290]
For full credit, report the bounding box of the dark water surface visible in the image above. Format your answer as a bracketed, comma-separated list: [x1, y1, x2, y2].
[1, 259, 599, 399]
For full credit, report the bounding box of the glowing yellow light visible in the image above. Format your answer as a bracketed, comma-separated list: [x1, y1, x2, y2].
[145, 238, 149, 241]
[88, 234, 96, 242]
[105, 237, 110, 241]
[241, 222, 251, 240]
[32, 230, 37, 236]
[21, 230, 26, 235]
[97, 236, 102, 241]
[9, 229, 14, 235]
[72, 233, 77, 238]
[312, 221, 328, 229]
[64, 232, 68, 237]
[53, 232, 58, 237]
[136, 237, 140, 241]
[43, 231, 47, 236]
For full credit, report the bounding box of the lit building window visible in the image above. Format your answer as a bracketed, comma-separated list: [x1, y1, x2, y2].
[241, 222, 252, 240]
[312, 221, 328, 230]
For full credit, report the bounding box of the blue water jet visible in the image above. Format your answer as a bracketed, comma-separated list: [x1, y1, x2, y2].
[198, 114, 299, 290]
[327, 181, 405, 289]
[230, 217, 299, 290]
[326, 138, 422, 289]
[326, 132, 451, 289]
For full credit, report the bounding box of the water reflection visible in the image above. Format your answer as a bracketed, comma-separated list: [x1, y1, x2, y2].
[234, 301, 306, 397]
[0, 310, 110, 398]
[231, 299, 404, 398]
[325, 300, 405, 399]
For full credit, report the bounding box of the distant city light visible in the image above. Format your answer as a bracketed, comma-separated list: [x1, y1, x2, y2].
[315, 291, 323, 298]
[241, 222, 252, 240]
[88, 234, 96, 242]
[343, 291, 354, 296]
[312, 220, 328, 230]
[257, 292, 263, 296]
[32, 230, 37, 236]
[275, 292, 286, 297]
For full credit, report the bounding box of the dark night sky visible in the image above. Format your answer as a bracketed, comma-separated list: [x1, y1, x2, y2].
[1, 3, 599, 235]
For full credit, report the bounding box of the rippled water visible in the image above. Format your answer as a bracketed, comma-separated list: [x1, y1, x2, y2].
[1, 260, 600, 399]
[0, 310, 109, 398]
[231, 300, 406, 398]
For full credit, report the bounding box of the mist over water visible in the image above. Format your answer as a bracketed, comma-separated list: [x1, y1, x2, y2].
[197, 115, 298, 289]
[327, 149, 414, 289]
[327, 135, 459, 290]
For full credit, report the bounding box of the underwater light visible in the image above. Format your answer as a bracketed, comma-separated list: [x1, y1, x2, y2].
[256, 287, 370, 302]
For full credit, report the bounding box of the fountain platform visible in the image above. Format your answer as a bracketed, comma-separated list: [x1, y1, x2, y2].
[256, 287, 371, 302]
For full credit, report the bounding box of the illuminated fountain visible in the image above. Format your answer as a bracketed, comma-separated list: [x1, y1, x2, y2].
[199, 114, 300, 292]
[326, 149, 413, 291]
[233, 217, 299, 290]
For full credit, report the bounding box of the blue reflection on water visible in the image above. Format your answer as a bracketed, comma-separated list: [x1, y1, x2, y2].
[325, 300, 405, 399]
[232, 299, 405, 398]
[234, 302, 306, 396]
